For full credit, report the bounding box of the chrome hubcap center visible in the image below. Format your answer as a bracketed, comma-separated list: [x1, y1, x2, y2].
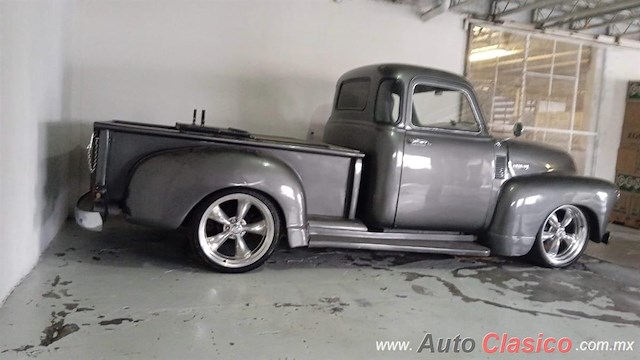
[231, 224, 242, 234]
[224, 217, 246, 236]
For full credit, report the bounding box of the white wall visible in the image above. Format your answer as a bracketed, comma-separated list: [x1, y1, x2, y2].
[593, 48, 640, 181]
[0, 1, 73, 303]
[69, 0, 466, 137]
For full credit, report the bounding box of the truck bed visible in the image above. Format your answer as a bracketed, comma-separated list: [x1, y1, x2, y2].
[93, 120, 363, 220]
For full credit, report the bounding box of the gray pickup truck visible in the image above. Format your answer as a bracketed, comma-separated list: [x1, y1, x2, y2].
[76, 64, 618, 272]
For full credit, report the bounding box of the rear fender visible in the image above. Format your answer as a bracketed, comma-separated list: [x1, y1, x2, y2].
[485, 175, 617, 256]
[125, 147, 308, 247]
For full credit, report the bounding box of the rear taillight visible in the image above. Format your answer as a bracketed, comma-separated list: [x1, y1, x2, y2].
[87, 132, 99, 173]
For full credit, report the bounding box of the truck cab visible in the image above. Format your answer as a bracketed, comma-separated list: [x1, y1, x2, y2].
[324, 64, 500, 232]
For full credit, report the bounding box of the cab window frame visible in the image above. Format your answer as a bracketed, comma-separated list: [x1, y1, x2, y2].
[408, 80, 485, 136]
[373, 78, 403, 125]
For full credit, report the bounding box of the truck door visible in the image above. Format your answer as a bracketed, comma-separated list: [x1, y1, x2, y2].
[395, 80, 495, 232]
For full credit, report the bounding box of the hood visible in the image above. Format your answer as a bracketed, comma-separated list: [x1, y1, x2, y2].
[506, 140, 577, 176]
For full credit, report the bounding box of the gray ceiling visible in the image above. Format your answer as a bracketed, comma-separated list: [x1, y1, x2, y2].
[393, 0, 640, 42]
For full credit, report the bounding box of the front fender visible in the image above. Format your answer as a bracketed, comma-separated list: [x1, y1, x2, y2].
[485, 175, 617, 256]
[125, 147, 308, 247]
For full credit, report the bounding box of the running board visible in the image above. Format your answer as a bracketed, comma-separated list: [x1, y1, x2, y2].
[307, 219, 490, 256]
[308, 236, 490, 256]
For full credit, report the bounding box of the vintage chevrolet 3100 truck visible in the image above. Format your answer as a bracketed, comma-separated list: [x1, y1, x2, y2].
[76, 64, 618, 272]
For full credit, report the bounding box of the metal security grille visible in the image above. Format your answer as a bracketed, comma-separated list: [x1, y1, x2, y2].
[466, 26, 599, 175]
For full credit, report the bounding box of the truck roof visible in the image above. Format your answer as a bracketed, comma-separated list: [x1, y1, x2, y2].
[337, 63, 472, 87]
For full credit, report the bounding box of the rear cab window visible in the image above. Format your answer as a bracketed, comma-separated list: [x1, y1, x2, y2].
[336, 78, 371, 111]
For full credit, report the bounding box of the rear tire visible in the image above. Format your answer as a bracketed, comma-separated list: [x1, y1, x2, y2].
[527, 204, 589, 268]
[189, 189, 281, 273]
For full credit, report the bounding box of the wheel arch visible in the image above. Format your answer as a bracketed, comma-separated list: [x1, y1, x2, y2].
[484, 175, 617, 256]
[576, 205, 601, 243]
[125, 147, 309, 248]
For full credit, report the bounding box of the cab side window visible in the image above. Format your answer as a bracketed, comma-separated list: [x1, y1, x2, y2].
[411, 84, 480, 132]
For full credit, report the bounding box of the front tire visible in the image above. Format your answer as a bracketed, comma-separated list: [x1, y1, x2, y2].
[528, 204, 589, 268]
[190, 189, 281, 273]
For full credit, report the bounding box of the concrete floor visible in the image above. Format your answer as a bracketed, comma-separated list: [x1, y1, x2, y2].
[0, 220, 638, 359]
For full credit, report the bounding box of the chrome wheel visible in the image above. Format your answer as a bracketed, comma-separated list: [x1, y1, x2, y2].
[197, 192, 276, 269]
[539, 205, 588, 266]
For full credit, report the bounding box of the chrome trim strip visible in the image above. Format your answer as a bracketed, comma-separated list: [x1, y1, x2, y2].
[309, 226, 476, 242]
[94, 121, 364, 159]
[348, 158, 362, 219]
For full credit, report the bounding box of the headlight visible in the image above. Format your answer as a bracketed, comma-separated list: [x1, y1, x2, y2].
[87, 132, 99, 173]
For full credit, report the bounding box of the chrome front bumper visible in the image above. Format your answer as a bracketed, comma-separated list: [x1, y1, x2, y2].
[75, 191, 103, 231]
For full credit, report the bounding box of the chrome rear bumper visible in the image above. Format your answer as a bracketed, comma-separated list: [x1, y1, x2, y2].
[75, 192, 103, 231]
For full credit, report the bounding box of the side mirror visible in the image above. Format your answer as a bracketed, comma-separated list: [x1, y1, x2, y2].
[513, 122, 523, 137]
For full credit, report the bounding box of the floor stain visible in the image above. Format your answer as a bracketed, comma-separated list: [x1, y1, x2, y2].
[420, 273, 572, 319]
[274, 303, 306, 308]
[63, 303, 78, 311]
[0, 344, 35, 355]
[42, 291, 60, 299]
[13, 345, 34, 352]
[98, 318, 141, 326]
[319, 297, 344, 304]
[274, 298, 350, 315]
[558, 309, 640, 326]
[450, 262, 640, 326]
[183, 314, 197, 322]
[411, 284, 432, 296]
[354, 298, 372, 307]
[370, 252, 449, 266]
[40, 312, 80, 347]
[342, 252, 443, 270]
[51, 275, 61, 287]
[319, 297, 349, 314]
[401, 271, 430, 282]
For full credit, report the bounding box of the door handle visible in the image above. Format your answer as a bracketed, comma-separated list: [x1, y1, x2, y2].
[407, 138, 432, 147]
